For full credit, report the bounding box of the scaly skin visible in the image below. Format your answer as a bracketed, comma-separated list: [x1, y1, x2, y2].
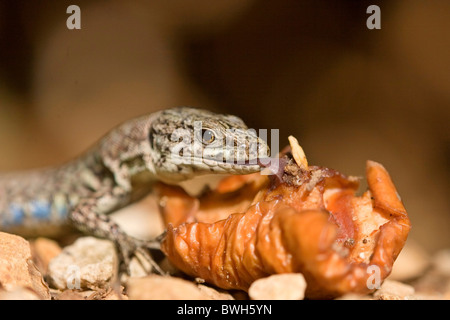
[0, 107, 269, 272]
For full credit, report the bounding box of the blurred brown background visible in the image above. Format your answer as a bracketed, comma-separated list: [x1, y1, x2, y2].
[0, 0, 449, 252]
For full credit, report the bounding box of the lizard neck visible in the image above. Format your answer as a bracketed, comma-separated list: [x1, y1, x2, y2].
[96, 112, 162, 192]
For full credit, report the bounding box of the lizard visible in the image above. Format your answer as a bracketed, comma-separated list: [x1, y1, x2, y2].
[0, 107, 270, 273]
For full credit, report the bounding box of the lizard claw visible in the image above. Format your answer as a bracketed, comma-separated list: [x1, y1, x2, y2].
[116, 235, 166, 276]
[134, 247, 167, 276]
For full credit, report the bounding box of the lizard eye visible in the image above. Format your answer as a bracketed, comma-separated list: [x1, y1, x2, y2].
[201, 129, 215, 145]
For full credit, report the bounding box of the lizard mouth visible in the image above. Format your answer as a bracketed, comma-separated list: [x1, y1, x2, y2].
[201, 156, 271, 167]
[201, 157, 279, 175]
[167, 154, 272, 174]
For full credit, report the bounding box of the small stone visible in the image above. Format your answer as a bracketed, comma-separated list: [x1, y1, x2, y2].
[159, 257, 182, 275]
[335, 293, 373, 300]
[197, 284, 234, 300]
[248, 273, 307, 300]
[411, 292, 445, 300]
[0, 287, 42, 300]
[111, 194, 165, 240]
[412, 269, 449, 296]
[52, 286, 128, 300]
[47, 236, 118, 290]
[126, 275, 212, 300]
[0, 232, 51, 300]
[373, 280, 415, 300]
[54, 289, 92, 300]
[432, 249, 450, 277]
[31, 237, 62, 275]
[127, 253, 153, 278]
[388, 239, 429, 282]
[103, 286, 128, 300]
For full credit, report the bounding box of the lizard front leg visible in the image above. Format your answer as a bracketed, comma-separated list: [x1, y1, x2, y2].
[68, 192, 163, 275]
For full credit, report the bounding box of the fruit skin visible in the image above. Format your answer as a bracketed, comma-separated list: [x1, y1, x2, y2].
[160, 160, 411, 299]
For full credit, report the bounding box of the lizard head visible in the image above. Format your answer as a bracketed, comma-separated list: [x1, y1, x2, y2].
[149, 107, 270, 183]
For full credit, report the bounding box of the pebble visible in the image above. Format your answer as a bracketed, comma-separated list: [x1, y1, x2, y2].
[0, 232, 51, 300]
[412, 249, 450, 297]
[197, 284, 234, 300]
[110, 194, 165, 240]
[126, 275, 212, 300]
[125, 252, 154, 279]
[335, 293, 372, 300]
[388, 239, 430, 282]
[47, 236, 118, 290]
[53, 286, 127, 300]
[30, 237, 62, 275]
[0, 287, 42, 300]
[373, 280, 415, 300]
[432, 249, 450, 277]
[248, 273, 307, 300]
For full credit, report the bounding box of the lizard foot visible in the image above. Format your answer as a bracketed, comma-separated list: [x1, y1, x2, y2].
[116, 235, 166, 276]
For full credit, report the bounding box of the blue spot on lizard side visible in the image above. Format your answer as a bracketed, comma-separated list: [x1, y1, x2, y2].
[8, 203, 25, 225]
[29, 200, 52, 220]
